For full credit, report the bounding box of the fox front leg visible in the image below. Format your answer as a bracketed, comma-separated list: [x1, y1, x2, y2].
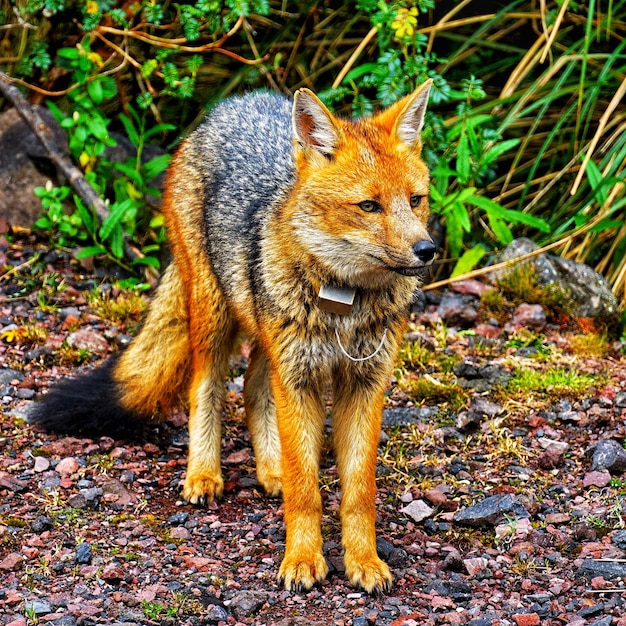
[332, 371, 393, 594]
[270, 372, 328, 590]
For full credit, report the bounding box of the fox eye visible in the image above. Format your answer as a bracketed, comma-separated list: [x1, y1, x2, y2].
[410, 194, 423, 208]
[358, 200, 382, 213]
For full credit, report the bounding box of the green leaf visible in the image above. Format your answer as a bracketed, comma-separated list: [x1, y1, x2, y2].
[445, 207, 465, 258]
[87, 79, 103, 104]
[502, 209, 551, 233]
[454, 186, 478, 205]
[132, 255, 160, 267]
[142, 59, 158, 78]
[88, 116, 109, 141]
[456, 131, 470, 183]
[451, 244, 486, 278]
[109, 224, 125, 259]
[76, 245, 106, 259]
[149, 214, 165, 228]
[344, 63, 379, 83]
[33, 216, 52, 230]
[57, 47, 80, 60]
[488, 214, 514, 245]
[99, 199, 133, 241]
[142, 154, 171, 179]
[46, 100, 66, 125]
[119, 113, 140, 147]
[141, 244, 161, 253]
[481, 138, 521, 166]
[144, 123, 177, 140]
[446, 114, 492, 140]
[452, 200, 471, 232]
[73, 196, 96, 235]
[466, 193, 505, 215]
[590, 218, 624, 232]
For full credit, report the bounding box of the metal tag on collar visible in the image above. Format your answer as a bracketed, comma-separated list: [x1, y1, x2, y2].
[318, 285, 356, 315]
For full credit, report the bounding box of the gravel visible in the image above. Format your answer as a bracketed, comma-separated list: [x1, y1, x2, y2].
[1, 236, 626, 625]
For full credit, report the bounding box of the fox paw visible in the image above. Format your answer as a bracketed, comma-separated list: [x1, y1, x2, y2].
[256, 466, 282, 497]
[182, 472, 224, 504]
[277, 553, 328, 591]
[345, 556, 393, 595]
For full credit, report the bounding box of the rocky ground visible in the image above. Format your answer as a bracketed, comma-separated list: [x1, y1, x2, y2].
[1, 232, 626, 626]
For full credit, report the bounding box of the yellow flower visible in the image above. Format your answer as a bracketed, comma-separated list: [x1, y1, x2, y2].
[391, 7, 419, 40]
[87, 51, 104, 68]
[86, 1, 99, 14]
[79, 151, 96, 172]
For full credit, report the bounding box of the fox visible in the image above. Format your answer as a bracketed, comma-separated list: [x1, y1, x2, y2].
[29, 80, 436, 593]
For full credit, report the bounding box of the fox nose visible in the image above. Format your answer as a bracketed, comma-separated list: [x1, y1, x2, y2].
[413, 240, 436, 264]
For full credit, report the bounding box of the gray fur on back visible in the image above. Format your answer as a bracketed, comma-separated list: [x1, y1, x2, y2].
[188, 91, 297, 303]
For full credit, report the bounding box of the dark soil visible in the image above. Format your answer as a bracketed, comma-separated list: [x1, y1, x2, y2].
[1, 234, 626, 626]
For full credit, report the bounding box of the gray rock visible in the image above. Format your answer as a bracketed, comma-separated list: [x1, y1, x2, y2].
[67, 328, 109, 355]
[59, 306, 82, 320]
[611, 529, 626, 550]
[376, 537, 395, 560]
[49, 616, 77, 626]
[615, 392, 626, 408]
[509, 303, 546, 331]
[169, 511, 189, 525]
[0, 368, 24, 386]
[454, 494, 530, 526]
[492, 238, 561, 284]
[229, 590, 268, 618]
[457, 397, 504, 430]
[586, 439, 626, 473]
[276, 618, 326, 626]
[40, 471, 61, 492]
[469, 397, 504, 418]
[441, 547, 464, 572]
[400, 499, 434, 523]
[75, 542, 92, 564]
[382, 406, 438, 427]
[68, 487, 103, 509]
[453, 360, 511, 392]
[576, 558, 626, 579]
[24, 599, 53, 615]
[553, 256, 618, 322]
[489, 238, 619, 326]
[578, 603, 605, 617]
[31, 515, 53, 533]
[387, 547, 409, 567]
[205, 604, 229, 622]
[436, 293, 478, 328]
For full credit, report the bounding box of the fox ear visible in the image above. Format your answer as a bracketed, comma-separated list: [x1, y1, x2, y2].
[292, 89, 340, 157]
[387, 79, 432, 148]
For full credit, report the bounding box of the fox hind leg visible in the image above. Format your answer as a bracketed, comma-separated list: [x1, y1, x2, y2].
[182, 271, 238, 504]
[244, 346, 282, 496]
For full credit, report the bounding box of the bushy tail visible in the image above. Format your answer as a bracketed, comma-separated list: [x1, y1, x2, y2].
[29, 263, 191, 437]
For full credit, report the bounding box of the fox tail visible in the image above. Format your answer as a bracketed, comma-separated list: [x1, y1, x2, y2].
[28, 263, 190, 437]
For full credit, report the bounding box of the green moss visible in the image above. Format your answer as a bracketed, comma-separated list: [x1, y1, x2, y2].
[506, 366, 599, 398]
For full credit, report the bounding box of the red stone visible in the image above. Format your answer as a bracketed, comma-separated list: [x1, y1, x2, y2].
[513, 614, 540, 626]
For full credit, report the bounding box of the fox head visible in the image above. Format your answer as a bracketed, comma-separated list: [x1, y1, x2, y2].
[289, 81, 435, 287]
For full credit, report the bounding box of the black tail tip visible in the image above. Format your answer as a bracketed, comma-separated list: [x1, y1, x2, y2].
[26, 358, 140, 438]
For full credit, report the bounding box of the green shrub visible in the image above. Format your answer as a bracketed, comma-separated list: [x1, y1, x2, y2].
[0, 1, 623, 305]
